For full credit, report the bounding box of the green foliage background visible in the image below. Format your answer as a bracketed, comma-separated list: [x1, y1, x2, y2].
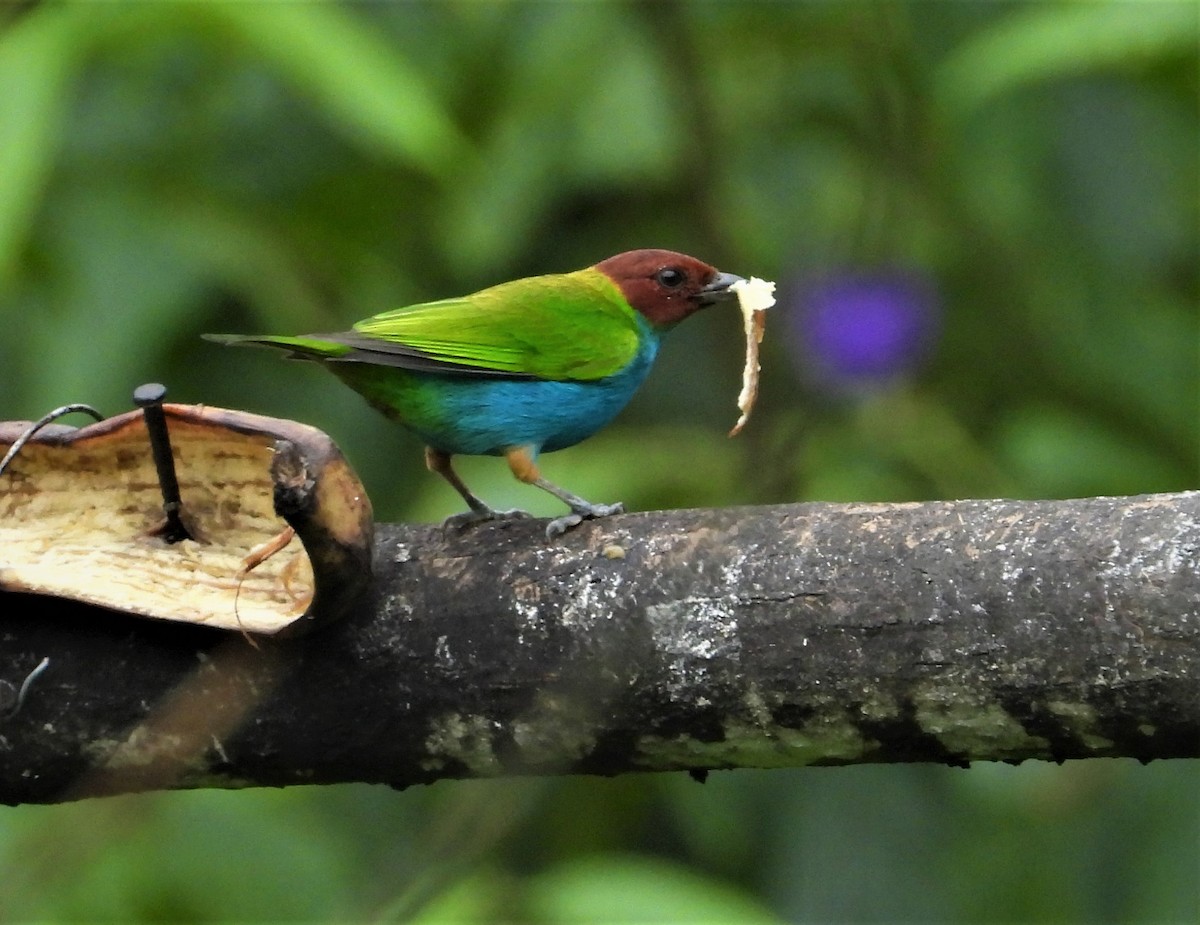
[0, 1, 1196, 921]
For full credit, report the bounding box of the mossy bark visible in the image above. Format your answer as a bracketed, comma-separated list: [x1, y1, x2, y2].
[2, 492, 1198, 804]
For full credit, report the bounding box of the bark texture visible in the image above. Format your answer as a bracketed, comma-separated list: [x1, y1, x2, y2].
[1, 492, 1198, 804]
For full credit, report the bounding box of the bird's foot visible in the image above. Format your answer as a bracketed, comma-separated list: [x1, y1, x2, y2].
[442, 507, 532, 533]
[546, 501, 624, 539]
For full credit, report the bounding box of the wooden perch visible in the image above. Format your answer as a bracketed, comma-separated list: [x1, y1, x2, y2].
[1, 491, 1198, 805]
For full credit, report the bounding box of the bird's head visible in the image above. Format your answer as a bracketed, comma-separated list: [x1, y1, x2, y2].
[595, 249, 744, 329]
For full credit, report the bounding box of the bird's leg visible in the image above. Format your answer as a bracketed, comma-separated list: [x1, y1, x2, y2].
[425, 448, 489, 515]
[504, 447, 624, 538]
[425, 447, 530, 529]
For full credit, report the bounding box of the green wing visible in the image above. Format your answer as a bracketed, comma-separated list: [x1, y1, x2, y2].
[350, 268, 643, 381]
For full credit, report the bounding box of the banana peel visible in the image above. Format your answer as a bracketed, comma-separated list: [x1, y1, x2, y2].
[0, 404, 373, 636]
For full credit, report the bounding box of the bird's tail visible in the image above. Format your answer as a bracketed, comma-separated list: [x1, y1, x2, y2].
[201, 333, 351, 362]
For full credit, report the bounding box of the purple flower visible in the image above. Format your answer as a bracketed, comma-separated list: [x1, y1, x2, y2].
[788, 269, 940, 391]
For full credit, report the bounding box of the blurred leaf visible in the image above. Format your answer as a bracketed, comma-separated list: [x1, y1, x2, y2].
[855, 389, 1021, 499]
[432, 4, 643, 275]
[1049, 79, 1197, 273]
[765, 766, 957, 922]
[568, 31, 681, 184]
[156, 197, 331, 333]
[199, 3, 469, 177]
[406, 870, 507, 924]
[658, 771, 763, 877]
[0, 791, 355, 921]
[527, 854, 782, 924]
[937, 2, 1199, 116]
[22, 188, 204, 414]
[0, 6, 88, 285]
[789, 391, 1019, 503]
[1027, 272, 1199, 463]
[801, 424, 928, 503]
[434, 114, 560, 276]
[942, 761, 1200, 922]
[997, 403, 1185, 498]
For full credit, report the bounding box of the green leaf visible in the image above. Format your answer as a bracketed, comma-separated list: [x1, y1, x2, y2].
[527, 854, 783, 924]
[0, 6, 88, 285]
[404, 870, 507, 924]
[23, 187, 207, 415]
[0, 791, 354, 921]
[569, 32, 682, 184]
[200, 3, 469, 177]
[997, 404, 1187, 498]
[936, 2, 1199, 117]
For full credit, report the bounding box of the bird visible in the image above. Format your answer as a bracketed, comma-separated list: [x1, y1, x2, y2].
[205, 249, 745, 537]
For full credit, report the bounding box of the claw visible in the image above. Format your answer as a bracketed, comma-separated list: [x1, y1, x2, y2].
[545, 513, 583, 539]
[442, 507, 532, 533]
[428, 448, 530, 533]
[545, 501, 624, 539]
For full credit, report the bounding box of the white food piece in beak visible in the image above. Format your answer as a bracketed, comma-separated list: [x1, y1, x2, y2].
[729, 277, 776, 437]
[731, 276, 777, 313]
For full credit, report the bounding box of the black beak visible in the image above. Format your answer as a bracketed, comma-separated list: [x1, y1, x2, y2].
[695, 271, 744, 307]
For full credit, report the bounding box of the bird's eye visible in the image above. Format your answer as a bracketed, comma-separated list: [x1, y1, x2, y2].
[655, 267, 686, 288]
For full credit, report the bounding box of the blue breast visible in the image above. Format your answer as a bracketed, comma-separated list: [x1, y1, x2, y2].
[418, 326, 662, 457]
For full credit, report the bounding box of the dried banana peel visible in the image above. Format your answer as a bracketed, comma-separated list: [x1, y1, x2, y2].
[0, 404, 373, 635]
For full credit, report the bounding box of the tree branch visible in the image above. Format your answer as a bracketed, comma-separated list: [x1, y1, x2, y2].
[2, 492, 1198, 804]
